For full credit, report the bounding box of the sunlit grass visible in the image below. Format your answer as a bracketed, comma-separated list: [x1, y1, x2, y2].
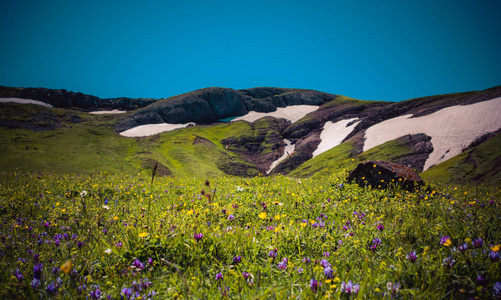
[0, 171, 500, 299]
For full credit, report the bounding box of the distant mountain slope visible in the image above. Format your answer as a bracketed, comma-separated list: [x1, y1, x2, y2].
[1, 84, 500, 185]
[0, 86, 157, 110]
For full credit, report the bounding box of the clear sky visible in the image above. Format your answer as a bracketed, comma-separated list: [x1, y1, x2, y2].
[1, 0, 500, 102]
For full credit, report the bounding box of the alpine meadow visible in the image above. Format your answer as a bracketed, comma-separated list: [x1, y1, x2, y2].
[1, 85, 500, 299]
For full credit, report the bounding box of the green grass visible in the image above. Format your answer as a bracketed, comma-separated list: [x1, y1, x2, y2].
[0, 103, 260, 177]
[0, 172, 500, 299]
[422, 132, 501, 186]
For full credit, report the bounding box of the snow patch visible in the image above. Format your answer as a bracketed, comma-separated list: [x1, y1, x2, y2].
[119, 123, 195, 137]
[232, 105, 318, 123]
[267, 139, 295, 174]
[364, 97, 501, 171]
[0, 98, 52, 108]
[313, 118, 359, 157]
[89, 109, 126, 115]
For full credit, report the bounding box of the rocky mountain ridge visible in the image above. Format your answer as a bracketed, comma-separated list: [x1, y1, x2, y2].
[1, 84, 500, 184]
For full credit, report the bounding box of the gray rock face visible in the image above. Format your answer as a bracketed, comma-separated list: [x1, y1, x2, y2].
[116, 87, 336, 131]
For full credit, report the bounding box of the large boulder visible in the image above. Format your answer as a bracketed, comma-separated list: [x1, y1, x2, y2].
[348, 160, 424, 191]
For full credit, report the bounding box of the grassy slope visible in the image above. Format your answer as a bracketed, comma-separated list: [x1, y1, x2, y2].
[0, 106, 141, 174]
[150, 121, 259, 177]
[422, 131, 501, 186]
[0, 103, 260, 177]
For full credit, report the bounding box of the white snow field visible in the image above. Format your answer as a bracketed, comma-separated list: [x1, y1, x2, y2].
[89, 109, 126, 114]
[232, 105, 318, 123]
[267, 139, 295, 174]
[312, 118, 360, 157]
[0, 98, 52, 107]
[364, 97, 501, 171]
[119, 123, 195, 137]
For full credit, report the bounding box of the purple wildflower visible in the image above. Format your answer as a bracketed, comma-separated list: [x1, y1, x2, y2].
[296, 267, 304, 274]
[31, 278, 40, 288]
[320, 258, 331, 269]
[323, 251, 330, 257]
[324, 266, 334, 278]
[46, 282, 58, 295]
[14, 268, 24, 282]
[302, 257, 311, 264]
[376, 224, 384, 231]
[277, 258, 288, 270]
[442, 256, 456, 268]
[310, 279, 321, 293]
[494, 282, 501, 296]
[215, 272, 223, 281]
[141, 278, 152, 290]
[148, 257, 154, 265]
[489, 251, 500, 262]
[89, 285, 101, 299]
[194, 233, 203, 242]
[473, 238, 483, 248]
[341, 280, 360, 295]
[387, 282, 401, 297]
[371, 238, 382, 252]
[33, 263, 43, 279]
[458, 243, 468, 252]
[228, 214, 235, 221]
[407, 251, 417, 263]
[476, 275, 486, 285]
[121, 287, 134, 299]
[233, 255, 241, 264]
[268, 248, 278, 259]
[77, 284, 87, 294]
[242, 272, 251, 281]
[132, 259, 145, 270]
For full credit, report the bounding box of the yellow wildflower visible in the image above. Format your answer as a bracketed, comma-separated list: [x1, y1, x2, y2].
[139, 232, 149, 238]
[258, 212, 267, 219]
[60, 260, 73, 274]
[490, 244, 500, 252]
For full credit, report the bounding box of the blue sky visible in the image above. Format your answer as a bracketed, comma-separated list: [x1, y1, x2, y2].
[1, 0, 500, 102]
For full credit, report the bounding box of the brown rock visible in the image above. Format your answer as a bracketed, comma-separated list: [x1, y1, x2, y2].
[348, 160, 424, 191]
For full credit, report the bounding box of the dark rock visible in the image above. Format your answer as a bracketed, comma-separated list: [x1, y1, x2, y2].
[141, 159, 172, 177]
[117, 87, 337, 132]
[393, 134, 433, 172]
[348, 160, 424, 191]
[69, 115, 83, 123]
[271, 133, 321, 174]
[0, 86, 157, 110]
[221, 117, 291, 173]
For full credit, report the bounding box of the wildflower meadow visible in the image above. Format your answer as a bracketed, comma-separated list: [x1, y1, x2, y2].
[0, 171, 500, 299]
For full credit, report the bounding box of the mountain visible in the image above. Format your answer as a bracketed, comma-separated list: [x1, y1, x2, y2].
[1, 85, 500, 186]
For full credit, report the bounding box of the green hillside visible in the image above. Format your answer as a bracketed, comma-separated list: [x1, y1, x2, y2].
[422, 131, 501, 186]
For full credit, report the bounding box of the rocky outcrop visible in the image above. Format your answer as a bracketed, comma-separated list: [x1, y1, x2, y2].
[222, 117, 291, 173]
[0, 86, 157, 110]
[348, 160, 424, 191]
[393, 134, 433, 172]
[115, 87, 337, 132]
[0, 103, 63, 131]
